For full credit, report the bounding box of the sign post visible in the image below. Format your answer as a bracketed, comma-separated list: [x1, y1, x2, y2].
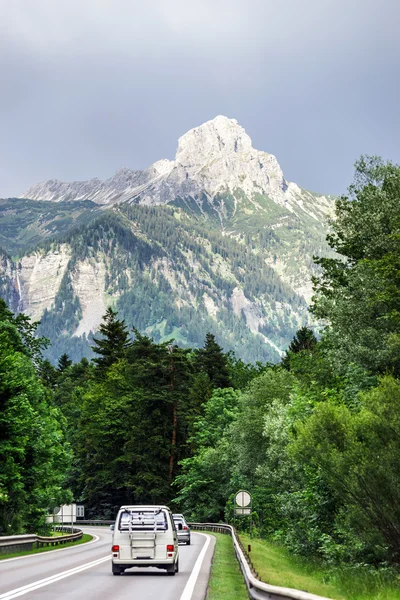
[234, 490, 252, 538]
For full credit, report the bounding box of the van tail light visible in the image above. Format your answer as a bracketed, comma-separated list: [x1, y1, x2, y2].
[167, 545, 174, 552]
[112, 545, 120, 552]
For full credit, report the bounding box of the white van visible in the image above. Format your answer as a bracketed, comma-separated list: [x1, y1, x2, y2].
[111, 505, 179, 576]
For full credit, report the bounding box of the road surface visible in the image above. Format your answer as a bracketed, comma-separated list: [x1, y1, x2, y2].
[0, 527, 215, 600]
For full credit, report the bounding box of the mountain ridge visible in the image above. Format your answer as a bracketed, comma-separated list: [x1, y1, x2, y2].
[0, 116, 335, 364]
[21, 116, 333, 226]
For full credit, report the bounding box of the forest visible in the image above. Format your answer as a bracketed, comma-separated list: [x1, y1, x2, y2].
[32, 201, 310, 365]
[1, 157, 400, 579]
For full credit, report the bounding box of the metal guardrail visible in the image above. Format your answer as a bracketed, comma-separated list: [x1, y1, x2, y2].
[190, 523, 333, 600]
[75, 520, 114, 526]
[0, 518, 333, 598]
[0, 528, 83, 556]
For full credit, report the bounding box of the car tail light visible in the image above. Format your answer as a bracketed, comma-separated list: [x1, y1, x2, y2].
[183, 526, 188, 530]
[112, 545, 120, 552]
[167, 544, 174, 552]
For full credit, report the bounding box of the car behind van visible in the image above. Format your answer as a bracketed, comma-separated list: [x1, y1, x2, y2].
[111, 505, 179, 575]
[172, 514, 191, 545]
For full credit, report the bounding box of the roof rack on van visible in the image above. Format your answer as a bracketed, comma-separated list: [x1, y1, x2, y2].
[120, 508, 167, 533]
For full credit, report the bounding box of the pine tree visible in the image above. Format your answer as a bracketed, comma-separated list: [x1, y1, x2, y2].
[92, 307, 132, 373]
[194, 333, 232, 389]
[58, 353, 72, 372]
[39, 359, 58, 389]
[282, 326, 317, 370]
[288, 327, 317, 353]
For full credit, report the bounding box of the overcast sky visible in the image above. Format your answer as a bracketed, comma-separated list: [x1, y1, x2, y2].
[1, 0, 399, 197]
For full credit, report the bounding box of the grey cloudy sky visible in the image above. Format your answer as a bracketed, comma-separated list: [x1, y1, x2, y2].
[1, 0, 399, 197]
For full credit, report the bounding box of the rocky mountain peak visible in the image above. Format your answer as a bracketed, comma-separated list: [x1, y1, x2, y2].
[171, 115, 288, 204]
[20, 116, 333, 224]
[176, 115, 252, 167]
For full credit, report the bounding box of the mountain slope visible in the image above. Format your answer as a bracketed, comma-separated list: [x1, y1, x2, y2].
[0, 205, 315, 363]
[0, 198, 101, 255]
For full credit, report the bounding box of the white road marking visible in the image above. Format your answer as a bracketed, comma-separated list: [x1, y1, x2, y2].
[180, 533, 211, 600]
[0, 534, 100, 564]
[0, 555, 109, 599]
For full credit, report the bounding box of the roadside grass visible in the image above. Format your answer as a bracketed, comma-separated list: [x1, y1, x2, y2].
[240, 534, 400, 600]
[207, 532, 248, 600]
[0, 533, 93, 560]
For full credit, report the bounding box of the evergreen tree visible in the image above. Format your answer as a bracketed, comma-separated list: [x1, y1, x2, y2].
[194, 333, 232, 389]
[38, 359, 58, 389]
[282, 327, 317, 370]
[188, 372, 212, 417]
[226, 351, 269, 389]
[58, 353, 72, 372]
[92, 307, 132, 373]
[127, 333, 194, 485]
[74, 333, 194, 515]
[287, 327, 318, 353]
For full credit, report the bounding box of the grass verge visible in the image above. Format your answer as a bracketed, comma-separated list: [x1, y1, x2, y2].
[0, 533, 93, 560]
[240, 534, 400, 600]
[207, 532, 248, 600]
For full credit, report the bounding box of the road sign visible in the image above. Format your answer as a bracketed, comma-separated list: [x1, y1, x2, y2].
[234, 507, 251, 515]
[233, 490, 253, 538]
[235, 490, 251, 508]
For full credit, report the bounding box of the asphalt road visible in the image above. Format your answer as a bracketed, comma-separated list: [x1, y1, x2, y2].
[0, 527, 215, 600]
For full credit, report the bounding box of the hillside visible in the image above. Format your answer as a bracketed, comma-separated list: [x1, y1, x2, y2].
[0, 198, 101, 254]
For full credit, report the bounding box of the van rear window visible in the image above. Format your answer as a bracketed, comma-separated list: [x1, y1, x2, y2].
[118, 510, 168, 531]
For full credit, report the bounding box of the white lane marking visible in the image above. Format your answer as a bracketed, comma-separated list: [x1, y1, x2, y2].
[180, 533, 211, 600]
[0, 555, 109, 599]
[0, 534, 100, 564]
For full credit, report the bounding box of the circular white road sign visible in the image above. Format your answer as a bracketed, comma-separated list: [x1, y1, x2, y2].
[235, 490, 251, 507]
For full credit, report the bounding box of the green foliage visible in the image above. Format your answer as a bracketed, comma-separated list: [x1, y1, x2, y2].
[291, 376, 400, 563]
[226, 352, 270, 390]
[173, 157, 400, 580]
[230, 369, 295, 486]
[72, 324, 200, 517]
[58, 353, 72, 372]
[240, 533, 400, 600]
[0, 299, 49, 367]
[92, 307, 132, 373]
[194, 333, 232, 389]
[287, 326, 318, 354]
[189, 388, 239, 450]
[312, 156, 400, 375]
[0, 303, 72, 534]
[0, 198, 100, 255]
[174, 388, 239, 520]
